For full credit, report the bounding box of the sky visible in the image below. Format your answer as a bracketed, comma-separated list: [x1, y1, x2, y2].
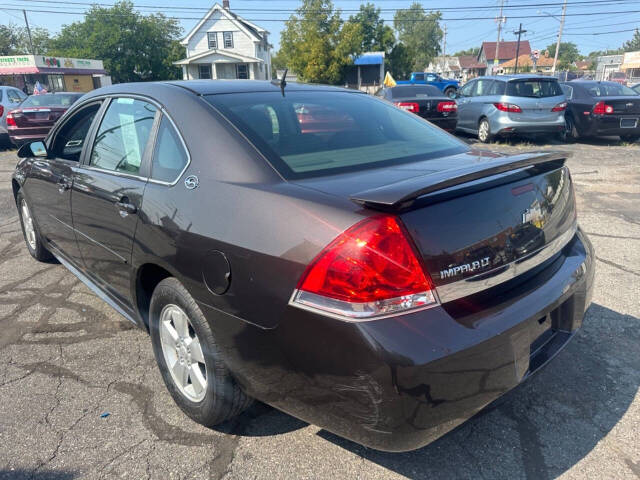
[1, 0, 639, 56]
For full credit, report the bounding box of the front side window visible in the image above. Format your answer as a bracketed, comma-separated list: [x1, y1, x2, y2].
[89, 98, 157, 175]
[474, 79, 494, 96]
[206, 91, 467, 179]
[223, 32, 233, 48]
[560, 84, 573, 99]
[199, 65, 212, 79]
[150, 116, 189, 183]
[51, 103, 101, 162]
[459, 81, 475, 97]
[207, 32, 217, 49]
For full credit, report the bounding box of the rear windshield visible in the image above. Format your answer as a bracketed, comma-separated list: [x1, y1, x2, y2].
[206, 91, 466, 179]
[20, 94, 82, 107]
[391, 85, 442, 98]
[506, 79, 563, 98]
[583, 82, 638, 96]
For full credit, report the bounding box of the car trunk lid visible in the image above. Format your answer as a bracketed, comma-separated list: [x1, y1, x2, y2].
[596, 96, 640, 115]
[11, 106, 67, 128]
[393, 96, 455, 119]
[294, 150, 576, 303]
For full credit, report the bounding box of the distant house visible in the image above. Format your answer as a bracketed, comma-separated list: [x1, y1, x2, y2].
[595, 54, 624, 81]
[457, 55, 487, 82]
[426, 56, 461, 79]
[478, 41, 532, 71]
[499, 53, 555, 74]
[174, 1, 272, 80]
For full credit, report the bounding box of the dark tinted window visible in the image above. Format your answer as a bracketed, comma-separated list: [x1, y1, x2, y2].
[489, 81, 506, 95]
[90, 98, 157, 175]
[207, 91, 466, 179]
[20, 94, 82, 107]
[506, 79, 563, 97]
[51, 103, 101, 162]
[560, 84, 573, 99]
[151, 116, 189, 183]
[583, 82, 638, 96]
[390, 85, 442, 98]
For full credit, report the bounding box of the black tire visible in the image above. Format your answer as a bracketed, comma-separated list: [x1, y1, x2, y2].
[477, 118, 492, 143]
[444, 87, 457, 99]
[561, 115, 580, 143]
[620, 134, 640, 143]
[149, 277, 252, 426]
[16, 190, 54, 262]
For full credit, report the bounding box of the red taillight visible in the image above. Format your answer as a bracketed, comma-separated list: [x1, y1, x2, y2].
[395, 102, 419, 113]
[291, 215, 437, 320]
[6, 112, 16, 127]
[0, 105, 3, 117]
[551, 102, 567, 112]
[494, 102, 522, 113]
[593, 101, 614, 115]
[437, 101, 457, 112]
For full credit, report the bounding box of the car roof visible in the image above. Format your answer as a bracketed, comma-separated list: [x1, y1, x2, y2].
[475, 74, 558, 82]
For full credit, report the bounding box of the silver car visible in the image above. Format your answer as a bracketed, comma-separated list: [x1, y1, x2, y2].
[455, 75, 567, 142]
[0, 86, 28, 145]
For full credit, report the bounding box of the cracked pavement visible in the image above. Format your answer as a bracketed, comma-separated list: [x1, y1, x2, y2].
[0, 137, 638, 479]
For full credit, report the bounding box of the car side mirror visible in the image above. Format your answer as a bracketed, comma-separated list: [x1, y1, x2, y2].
[18, 141, 48, 158]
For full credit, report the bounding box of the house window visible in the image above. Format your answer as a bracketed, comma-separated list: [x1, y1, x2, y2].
[199, 64, 212, 79]
[236, 64, 248, 79]
[223, 32, 233, 48]
[207, 32, 217, 49]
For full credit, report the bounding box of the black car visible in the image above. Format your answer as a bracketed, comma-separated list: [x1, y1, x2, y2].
[560, 80, 640, 142]
[375, 84, 457, 131]
[12, 80, 594, 452]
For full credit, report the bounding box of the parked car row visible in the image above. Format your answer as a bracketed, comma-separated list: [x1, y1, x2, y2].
[377, 75, 640, 144]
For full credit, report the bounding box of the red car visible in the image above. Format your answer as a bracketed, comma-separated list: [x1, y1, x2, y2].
[7, 92, 84, 147]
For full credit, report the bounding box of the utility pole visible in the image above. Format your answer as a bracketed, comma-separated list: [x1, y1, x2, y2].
[513, 23, 527, 74]
[23, 10, 35, 54]
[494, 0, 506, 74]
[441, 24, 447, 74]
[552, 0, 568, 74]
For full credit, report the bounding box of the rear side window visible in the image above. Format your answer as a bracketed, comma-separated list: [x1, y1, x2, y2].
[584, 83, 638, 96]
[560, 84, 573, 99]
[89, 98, 157, 175]
[489, 81, 506, 95]
[151, 116, 189, 183]
[506, 79, 563, 98]
[206, 91, 466, 179]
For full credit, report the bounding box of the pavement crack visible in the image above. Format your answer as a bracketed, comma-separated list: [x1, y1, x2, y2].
[596, 256, 640, 277]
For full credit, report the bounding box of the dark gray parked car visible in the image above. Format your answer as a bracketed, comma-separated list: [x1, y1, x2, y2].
[456, 75, 567, 142]
[12, 80, 594, 452]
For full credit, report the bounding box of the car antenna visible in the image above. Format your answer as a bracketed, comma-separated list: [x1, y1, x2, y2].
[271, 68, 287, 97]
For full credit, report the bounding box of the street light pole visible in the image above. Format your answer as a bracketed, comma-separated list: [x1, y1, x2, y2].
[23, 10, 35, 55]
[494, 0, 505, 73]
[552, 0, 568, 74]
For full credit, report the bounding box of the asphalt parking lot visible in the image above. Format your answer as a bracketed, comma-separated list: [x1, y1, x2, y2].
[0, 137, 638, 480]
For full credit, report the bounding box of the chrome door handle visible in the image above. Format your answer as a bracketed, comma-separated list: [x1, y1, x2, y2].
[116, 199, 137, 216]
[58, 179, 71, 193]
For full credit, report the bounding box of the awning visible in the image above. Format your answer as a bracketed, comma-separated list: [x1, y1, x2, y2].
[621, 62, 640, 70]
[354, 53, 384, 66]
[0, 66, 107, 75]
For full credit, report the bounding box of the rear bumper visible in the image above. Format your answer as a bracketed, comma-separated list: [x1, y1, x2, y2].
[202, 228, 594, 452]
[490, 114, 565, 136]
[7, 132, 47, 146]
[427, 116, 457, 131]
[582, 115, 640, 137]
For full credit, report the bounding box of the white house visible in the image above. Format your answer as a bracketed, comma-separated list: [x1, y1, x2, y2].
[174, 1, 272, 81]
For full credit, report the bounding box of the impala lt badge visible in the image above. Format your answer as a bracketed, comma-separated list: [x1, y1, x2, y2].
[440, 257, 491, 279]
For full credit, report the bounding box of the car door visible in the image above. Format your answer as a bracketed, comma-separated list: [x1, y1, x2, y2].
[456, 80, 476, 129]
[71, 96, 158, 309]
[25, 101, 103, 264]
[467, 79, 494, 131]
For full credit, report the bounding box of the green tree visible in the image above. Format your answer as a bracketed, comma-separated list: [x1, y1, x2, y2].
[453, 47, 480, 57]
[388, 43, 413, 79]
[0, 23, 51, 55]
[348, 3, 395, 53]
[279, 0, 363, 84]
[545, 41, 580, 69]
[49, 1, 183, 83]
[623, 29, 640, 52]
[393, 3, 443, 72]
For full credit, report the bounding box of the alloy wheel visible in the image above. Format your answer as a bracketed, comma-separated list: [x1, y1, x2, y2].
[159, 304, 207, 402]
[478, 120, 490, 142]
[21, 199, 37, 250]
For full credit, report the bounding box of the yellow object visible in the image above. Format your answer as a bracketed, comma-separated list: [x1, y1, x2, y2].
[383, 72, 396, 87]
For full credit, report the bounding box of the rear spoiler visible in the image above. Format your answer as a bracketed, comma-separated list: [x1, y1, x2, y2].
[350, 151, 570, 209]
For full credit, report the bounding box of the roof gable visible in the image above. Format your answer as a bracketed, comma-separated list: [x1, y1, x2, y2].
[500, 54, 553, 68]
[181, 3, 265, 45]
[458, 55, 487, 69]
[480, 41, 531, 61]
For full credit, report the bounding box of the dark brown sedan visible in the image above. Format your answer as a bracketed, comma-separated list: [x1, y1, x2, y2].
[12, 80, 594, 452]
[7, 92, 84, 147]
